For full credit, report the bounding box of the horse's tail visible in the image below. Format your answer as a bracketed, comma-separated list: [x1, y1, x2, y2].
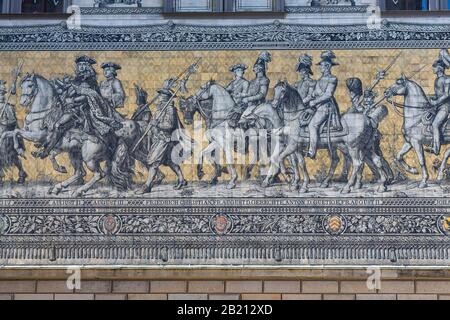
[107, 140, 134, 191]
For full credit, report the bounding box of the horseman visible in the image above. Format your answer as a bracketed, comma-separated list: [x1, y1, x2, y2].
[241, 51, 271, 114]
[304, 50, 342, 159]
[137, 79, 187, 194]
[33, 55, 122, 159]
[294, 54, 316, 101]
[430, 58, 450, 155]
[100, 62, 126, 117]
[225, 63, 249, 127]
[0, 80, 27, 184]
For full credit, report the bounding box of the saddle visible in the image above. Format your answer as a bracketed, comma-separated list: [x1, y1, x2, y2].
[299, 122, 348, 139]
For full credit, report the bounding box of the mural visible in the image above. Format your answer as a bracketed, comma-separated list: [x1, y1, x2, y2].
[0, 49, 449, 199]
[0, 19, 449, 266]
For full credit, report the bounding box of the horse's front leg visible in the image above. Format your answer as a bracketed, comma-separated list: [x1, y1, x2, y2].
[395, 141, 418, 175]
[411, 139, 428, 188]
[437, 147, 450, 181]
[49, 150, 68, 174]
[341, 148, 363, 194]
[1, 129, 23, 155]
[320, 147, 340, 188]
[263, 142, 297, 187]
[296, 150, 309, 193]
[287, 153, 300, 190]
[73, 160, 104, 198]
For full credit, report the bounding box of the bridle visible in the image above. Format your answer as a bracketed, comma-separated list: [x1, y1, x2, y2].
[20, 75, 38, 104]
[385, 82, 432, 119]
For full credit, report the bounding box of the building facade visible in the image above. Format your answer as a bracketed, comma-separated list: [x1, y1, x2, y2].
[0, 0, 449, 300]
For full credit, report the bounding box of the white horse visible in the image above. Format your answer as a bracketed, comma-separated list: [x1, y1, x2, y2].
[0, 73, 141, 197]
[385, 75, 450, 187]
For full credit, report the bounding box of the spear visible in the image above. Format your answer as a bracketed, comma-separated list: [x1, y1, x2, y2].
[132, 58, 201, 121]
[131, 59, 200, 153]
[0, 60, 23, 120]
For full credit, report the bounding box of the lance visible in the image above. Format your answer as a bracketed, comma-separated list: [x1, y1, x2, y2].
[0, 60, 23, 120]
[131, 59, 200, 153]
[357, 52, 402, 107]
[131, 58, 201, 121]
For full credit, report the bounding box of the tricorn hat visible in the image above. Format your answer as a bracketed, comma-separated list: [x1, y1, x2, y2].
[229, 63, 248, 72]
[101, 62, 121, 70]
[296, 53, 313, 75]
[317, 50, 339, 66]
[75, 55, 97, 65]
[157, 78, 176, 96]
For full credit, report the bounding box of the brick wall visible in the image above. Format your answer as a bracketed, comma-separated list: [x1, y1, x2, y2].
[0, 269, 449, 300]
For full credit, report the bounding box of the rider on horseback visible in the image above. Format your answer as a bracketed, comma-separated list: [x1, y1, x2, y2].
[294, 54, 316, 101]
[241, 52, 271, 112]
[100, 62, 126, 115]
[33, 55, 122, 159]
[430, 58, 450, 155]
[304, 50, 342, 159]
[225, 63, 249, 127]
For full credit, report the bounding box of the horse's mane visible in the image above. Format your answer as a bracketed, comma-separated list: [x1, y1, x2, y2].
[405, 78, 429, 104]
[279, 81, 304, 110]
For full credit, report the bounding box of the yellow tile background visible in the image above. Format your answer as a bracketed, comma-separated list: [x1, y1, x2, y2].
[0, 49, 441, 183]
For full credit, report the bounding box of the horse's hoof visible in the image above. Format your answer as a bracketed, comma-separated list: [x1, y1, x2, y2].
[411, 168, 419, 175]
[320, 181, 330, 188]
[437, 174, 444, 182]
[51, 185, 62, 195]
[335, 176, 348, 183]
[419, 181, 428, 189]
[197, 171, 205, 181]
[136, 186, 152, 195]
[262, 180, 270, 188]
[340, 187, 351, 194]
[174, 181, 187, 190]
[299, 187, 308, 194]
[227, 181, 237, 190]
[289, 183, 299, 191]
[17, 175, 27, 185]
[355, 182, 363, 190]
[72, 189, 85, 198]
[209, 178, 218, 185]
[377, 185, 387, 193]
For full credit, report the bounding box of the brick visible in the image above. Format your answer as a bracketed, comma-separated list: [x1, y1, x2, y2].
[282, 294, 322, 300]
[54, 294, 95, 300]
[189, 281, 224, 293]
[168, 294, 208, 300]
[302, 281, 338, 294]
[0, 294, 12, 300]
[128, 294, 168, 300]
[416, 281, 450, 294]
[378, 281, 414, 294]
[356, 294, 396, 300]
[340, 281, 377, 294]
[264, 281, 300, 293]
[323, 294, 355, 300]
[151, 281, 186, 293]
[0, 281, 36, 293]
[209, 294, 240, 300]
[226, 281, 262, 293]
[76, 281, 111, 294]
[241, 294, 281, 300]
[37, 281, 72, 293]
[14, 294, 53, 300]
[112, 281, 149, 293]
[397, 294, 438, 300]
[95, 294, 126, 300]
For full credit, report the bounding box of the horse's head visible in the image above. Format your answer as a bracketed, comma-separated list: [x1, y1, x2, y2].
[20, 73, 38, 108]
[194, 79, 215, 101]
[385, 74, 408, 98]
[272, 80, 289, 109]
[179, 96, 197, 125]
[272, 79, 303, 112]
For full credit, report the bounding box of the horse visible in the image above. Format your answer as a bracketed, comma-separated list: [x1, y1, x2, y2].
[263, 80, 388, 193]
[0, 73, 141, 197]
[179, 80, 289, 189]
[384, 74, 447, 188]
